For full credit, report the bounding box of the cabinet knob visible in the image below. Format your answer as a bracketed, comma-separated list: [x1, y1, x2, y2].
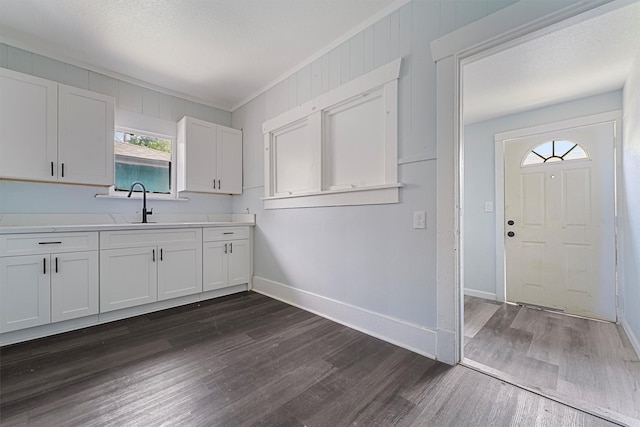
[507, 231, 515, 237]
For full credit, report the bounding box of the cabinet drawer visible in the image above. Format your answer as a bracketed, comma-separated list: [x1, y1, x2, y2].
[0, 232, 98, 256]
[100, 228, 202, 250]
[203, 227, 248, 242]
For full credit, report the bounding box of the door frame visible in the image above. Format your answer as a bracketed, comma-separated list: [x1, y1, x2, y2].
[430, 0, 633, 364]
[494, 112, 622, 316]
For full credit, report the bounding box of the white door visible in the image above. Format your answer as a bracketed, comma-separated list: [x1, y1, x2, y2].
[216, 125, 243, 194]
[100, 247, 158, 312]
[181, 117, 217, 193]
[0, 255, 51, 332]
[58, 84, 114, 186]
[227, 240, 250, 286]
[157, 242, 202, 301]
[203, 241, 227, 291]
[0, 68, 58, 182]
[51, 251, 99, 322]
[504, 121, 616, 321]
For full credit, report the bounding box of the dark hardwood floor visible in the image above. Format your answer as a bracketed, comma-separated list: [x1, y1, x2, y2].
[464, 295, 640, 425]
[1, 292, 618, 426]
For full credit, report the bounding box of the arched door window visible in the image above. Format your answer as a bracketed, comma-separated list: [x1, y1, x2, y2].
[522, 140, 589, 166]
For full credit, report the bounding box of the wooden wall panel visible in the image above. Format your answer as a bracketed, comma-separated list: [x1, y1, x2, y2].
[33, 55, 66, 84]
[65, 64, 89, 90]
[1, 43, 230, 127]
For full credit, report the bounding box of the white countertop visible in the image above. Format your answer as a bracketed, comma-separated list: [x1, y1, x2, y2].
[0, 213, 255, 234]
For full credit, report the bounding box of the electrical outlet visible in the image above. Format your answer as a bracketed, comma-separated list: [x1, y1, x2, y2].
[413, 211, 426, 229]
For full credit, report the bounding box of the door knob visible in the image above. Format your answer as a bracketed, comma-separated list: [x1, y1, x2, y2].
[507, 220, 515, 226]
[507, 231, 515, 237]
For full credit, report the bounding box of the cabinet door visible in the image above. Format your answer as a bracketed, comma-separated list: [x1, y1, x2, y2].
[100, 247, 157, 312]
[216, 125, 243, 194]
[203, 241, 227, 291]
[157, 242, 202, 301]
[0, 255, 51, 333]
[227, 240, 250, 286]
[51, 251, 99, 322]
[58, 85, 114, 186]
[0, 69, 57, 182]
[178, 117, 217, 193]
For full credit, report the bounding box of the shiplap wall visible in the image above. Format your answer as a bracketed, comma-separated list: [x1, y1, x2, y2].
[0, 43, 231, 125]
[231, 0, 518, 340]
[0, 42, 233, 214]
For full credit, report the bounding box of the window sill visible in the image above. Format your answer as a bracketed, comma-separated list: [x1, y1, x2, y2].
[262, 183, 402, 209]
[95, 193, 190, 202]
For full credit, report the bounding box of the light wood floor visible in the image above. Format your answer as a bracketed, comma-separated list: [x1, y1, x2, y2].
[1, 292, 618, 426]
[464, 295, 640, 424]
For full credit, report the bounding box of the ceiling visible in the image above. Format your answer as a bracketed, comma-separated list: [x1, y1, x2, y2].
[463, 0, 640, 125]
[0, 0, 399, 111]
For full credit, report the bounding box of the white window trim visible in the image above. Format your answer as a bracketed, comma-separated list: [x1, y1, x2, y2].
[262, 58, 402, 209]
[105, 124, 181, 201]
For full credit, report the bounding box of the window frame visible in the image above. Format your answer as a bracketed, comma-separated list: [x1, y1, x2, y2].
[262, 58, 402, 209]
[521, 139, 590, 167]
[108, 126, 179, 200]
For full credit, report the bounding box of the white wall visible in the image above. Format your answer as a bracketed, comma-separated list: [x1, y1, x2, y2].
[0, 43, 233, 215]
[231, 0, 519, 359]
[463, 91, 622, 299]
[621, 52, 640, 352]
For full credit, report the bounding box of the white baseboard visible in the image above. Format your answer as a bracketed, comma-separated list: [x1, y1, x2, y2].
[252, 276, 437, 360]
[622, 319, 640, 359]
[464, 288, 497, 300]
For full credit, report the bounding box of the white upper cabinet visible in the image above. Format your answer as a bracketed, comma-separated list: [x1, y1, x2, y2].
[58, 84, 114, 186]
[177, 116, 243, 195]
[0, 68, 58, 182]
[216, 125, 243, 194]
[0, 68, 114, 186]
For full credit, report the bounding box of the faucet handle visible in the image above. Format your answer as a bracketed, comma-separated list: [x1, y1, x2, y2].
[147, 208, 153, 216]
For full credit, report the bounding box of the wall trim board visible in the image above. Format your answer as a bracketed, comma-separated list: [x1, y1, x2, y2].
[622, 318, 640, 359]
[252, 276, 438, 361]
[464, 288, 497, 301]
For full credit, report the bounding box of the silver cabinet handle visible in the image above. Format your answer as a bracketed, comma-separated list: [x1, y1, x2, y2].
[152, 249, 156, 262]
[218, 179, 221, 189]
[160, 248, 163, 261]
[229, 242, 233, 254]
[213, 179, 216, 189]
[55, 257, 58, 273]
[224, 243, 228, 254]
[43, 257, 46, 274]
[39, 241, 62, 245]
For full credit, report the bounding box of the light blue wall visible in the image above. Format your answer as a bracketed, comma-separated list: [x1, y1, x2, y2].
[0, 43, 233, 215]
[463, 91, 622, 297]
[621, 53, 640, 348]
[232, 0, 520, 331]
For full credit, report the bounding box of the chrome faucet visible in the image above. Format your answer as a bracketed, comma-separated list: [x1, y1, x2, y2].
[127, 181, 153, 223]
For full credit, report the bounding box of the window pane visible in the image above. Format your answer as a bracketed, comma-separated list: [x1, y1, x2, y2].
[521, 140, 588, 166]
[114, 131, 171, 193]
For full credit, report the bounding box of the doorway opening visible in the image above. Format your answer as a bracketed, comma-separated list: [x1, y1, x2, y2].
[452, 1, 640, 424]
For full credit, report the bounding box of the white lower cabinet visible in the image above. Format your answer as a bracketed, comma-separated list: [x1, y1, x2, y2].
[0, 255, 51, 332]
[99, 229, 202, 313]
[203, 227, 250, 292]
[0, 232, 99, 333]
[99, 246, 158, 312]
[0, 225, 250, 341]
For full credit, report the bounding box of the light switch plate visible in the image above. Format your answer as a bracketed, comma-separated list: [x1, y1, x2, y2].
[484, 201, 494, 213]
[413, 211, 426, 229]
